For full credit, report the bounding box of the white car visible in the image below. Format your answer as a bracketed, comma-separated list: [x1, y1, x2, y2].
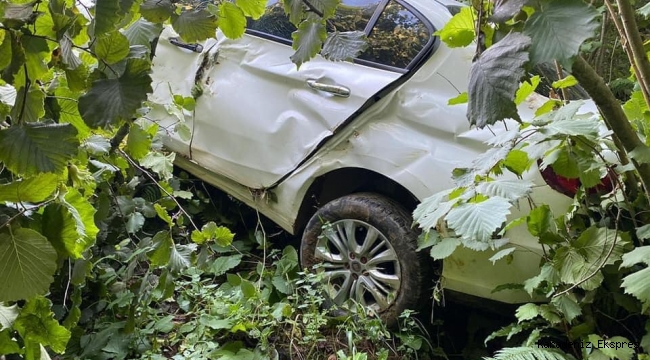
[149, 0, 573, 324]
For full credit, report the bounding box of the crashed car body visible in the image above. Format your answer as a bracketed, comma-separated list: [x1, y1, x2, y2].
[149, 0, 574, 323]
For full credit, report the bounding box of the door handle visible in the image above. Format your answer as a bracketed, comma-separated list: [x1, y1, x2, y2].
[169, 37, 203, 53]
[306, 79, 351, 98]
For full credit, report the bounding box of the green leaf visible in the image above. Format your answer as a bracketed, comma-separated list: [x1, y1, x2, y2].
[637, 224, 650, 240]
[290, 14, 326, 68]
[484, 347, 569, 360]
[13, 297, 71, 353]
[535, 99, 561, 116]
[550, 294, 581, 323]
[551, 75, 578, 89]
[148, 231, 173, 266]
[2, 2, 37, 28]
[240, 279, 256, 298]
[446, 197, 511, 242]
[140, 0, 175, 23]
[191, 221, 235, 246]
[515, 303, 540, 322]
[169, 243, 194, 273]
[434, 6, 475, 48]
[623, 91, 650, 123]
[10, 86, 45, 123]
[639, 2, 650, 18]
[0, 303, 18, 330]
[126, 122, 152, 160]
[122, 19, 162, 49]
[629, 145, 650, 164]
[491, 0, 528, 23]
[0, 229, 57, 302]
[208, 254, 243, 276]
[476, 179, 533, 201]
[126, 212, 145, 233]
[321, 31, 368, 62]
[448, 92, 468, 105]
[489, 247, 516, 264]
[429, 237, 460, 260]
[0, 31, 12, 71]
[468, 32, 530, 128]
[310, 0, 339, 19]
[139, 151, 175, 180]
[218, 2, 246, 39]
[82, 135, 111, 155]
[503, 149, 531, 176]
[95, 31, 130, 64]
[236, 0, 265, 19]
[79, 58, 152, 128]
[0, 329, 21, 355]
[0, 173, 59, 203]
[284, 0, 304, 26]
[523, 0, 599, 67]
[93, 0, 121, 35]
[59, 35, 81, 70]
[154, 203, 173, 226]
[620, 246, 650, 309]
[416, 231, 440, 251]
[515, 76, 540, 105]
[0, 123, 78, 176]
[199, 315, 232, 330]
[526, 205, 554, 237]
[171, 9, 218, 43]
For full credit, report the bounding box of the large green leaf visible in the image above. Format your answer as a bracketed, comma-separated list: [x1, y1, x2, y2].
[126, 122, 152, 160]
[429, 237, 461, 260]
[93, 0, 121, 35]
[236, 0, 266, 19]
[78, 58, 152, 128]
[0, 228, 57, 302]
[523, 0, 599, 67]
[0, 30, 12, 71]
[0, 123, 79, 176]
[208, 254, 243, 276]
[218, 2, 246, 39]
[321, 31, 367, 62]
[0, 173, 59, 203]
[490, 0, 528, 23]
[446, 197, 511, 243]
[0, 303, 18, 330]
[476, 179, 533, 201]
[468, 32, 530, 128]
[95, 31, 130, 64]
[13, 297, 71, 353]
[2, 2, 37, 29]
[284, 0, 304, 26]
[140, 0, 175, 23]
[171, 9, 218, 43]
[43, 188, 99, 259]
[435, 6, 475, 48]
[291, 14, 326, 68]
[122, 19, 162, 49]
[309, 0, 339, 19]
[9, 86, 45, 123]
[620, 246, 650, 310]
[139, 151, 174, 180]
[59, 35, 81, 70]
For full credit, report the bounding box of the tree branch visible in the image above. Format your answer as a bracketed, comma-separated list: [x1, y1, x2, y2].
[571, 56, 650, 201]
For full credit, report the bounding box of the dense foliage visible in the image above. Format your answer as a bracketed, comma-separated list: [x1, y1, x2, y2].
[0, 0, 394, 358]
[415, 0, 650, 359]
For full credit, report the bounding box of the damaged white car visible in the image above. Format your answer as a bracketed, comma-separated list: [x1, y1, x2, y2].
[149, 0, 580, 324]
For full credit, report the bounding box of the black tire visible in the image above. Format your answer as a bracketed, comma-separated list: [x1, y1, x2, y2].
[300, 193, 430, 327]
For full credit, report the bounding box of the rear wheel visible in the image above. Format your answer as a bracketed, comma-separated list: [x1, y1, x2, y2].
[300, 193, 430, 327]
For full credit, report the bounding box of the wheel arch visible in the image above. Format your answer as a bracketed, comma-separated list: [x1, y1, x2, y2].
[293, 167, 420, 235]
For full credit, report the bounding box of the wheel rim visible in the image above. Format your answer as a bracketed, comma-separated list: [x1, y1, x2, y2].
[314, 219, 401, 312]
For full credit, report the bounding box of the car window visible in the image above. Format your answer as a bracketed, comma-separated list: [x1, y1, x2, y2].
[357, 1, 430, 69]
[247, 0, 382, 41]
[247, 0, 431, 70]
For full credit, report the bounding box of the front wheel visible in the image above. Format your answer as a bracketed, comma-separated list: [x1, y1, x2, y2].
[300, 193, 430, 327]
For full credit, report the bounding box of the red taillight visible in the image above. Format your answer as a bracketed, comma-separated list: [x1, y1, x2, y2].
[538, 162, 615, 197]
